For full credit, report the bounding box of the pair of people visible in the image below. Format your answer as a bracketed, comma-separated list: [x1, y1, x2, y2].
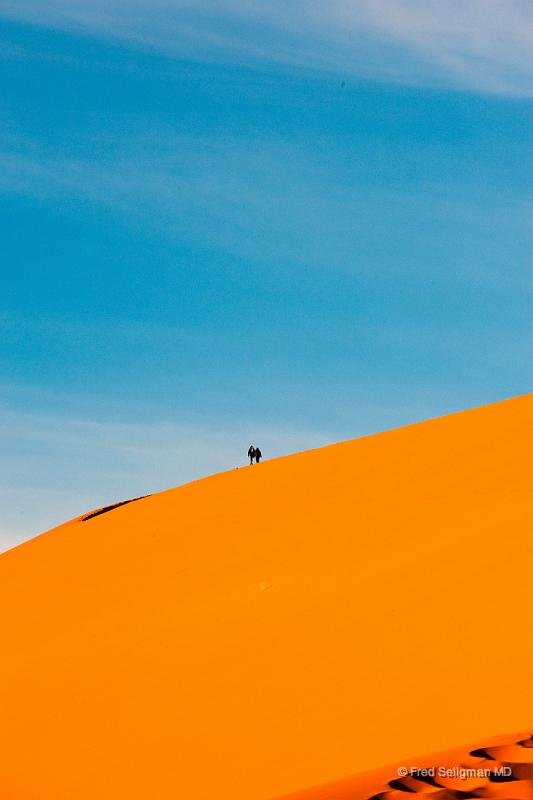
[248, 445, 262, 465]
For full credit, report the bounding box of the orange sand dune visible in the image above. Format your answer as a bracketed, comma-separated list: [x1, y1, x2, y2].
[276, 729, 533, 800]
[0, 395, 531, 799]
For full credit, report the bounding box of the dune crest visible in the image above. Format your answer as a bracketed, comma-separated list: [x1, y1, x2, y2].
[0, 395, 531, 799]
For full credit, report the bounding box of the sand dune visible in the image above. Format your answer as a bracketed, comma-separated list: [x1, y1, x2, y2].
[0, 395, 531, 799]
[276, 730, 533, 800]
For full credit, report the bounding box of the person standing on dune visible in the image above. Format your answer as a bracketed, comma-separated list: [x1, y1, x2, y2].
[255, 447, 262, 464]
[248, 445, 256, 465]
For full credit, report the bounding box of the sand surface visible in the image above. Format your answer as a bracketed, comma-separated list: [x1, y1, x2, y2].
[0, 395, 531, 799]
[277, 729, 533, 799]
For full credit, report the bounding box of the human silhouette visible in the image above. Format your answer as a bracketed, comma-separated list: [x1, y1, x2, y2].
[255, 447, 262, 464]
[247, 445, 256, 465]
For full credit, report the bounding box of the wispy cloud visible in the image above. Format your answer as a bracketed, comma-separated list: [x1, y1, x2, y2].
[1, 131, 528, 289]
[1, 0, 532, 94]
[344, 0, 533, 95]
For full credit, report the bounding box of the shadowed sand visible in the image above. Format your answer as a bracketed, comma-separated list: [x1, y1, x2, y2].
[0, 395, 531, 799]
[276, 729, 533, 799]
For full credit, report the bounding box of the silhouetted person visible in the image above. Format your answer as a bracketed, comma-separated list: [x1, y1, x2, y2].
[255, 447, 262, 464]
[248, 445, 256, 465]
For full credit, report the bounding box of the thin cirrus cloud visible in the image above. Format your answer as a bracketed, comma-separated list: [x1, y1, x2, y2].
[1, 131, 527, 287]
[1, 0, 532, 95]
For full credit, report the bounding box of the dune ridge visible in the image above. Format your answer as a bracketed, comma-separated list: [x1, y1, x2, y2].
[0, 394, 531, 799]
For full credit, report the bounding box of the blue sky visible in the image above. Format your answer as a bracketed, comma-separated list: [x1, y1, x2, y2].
[1, 1, 531, 549]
